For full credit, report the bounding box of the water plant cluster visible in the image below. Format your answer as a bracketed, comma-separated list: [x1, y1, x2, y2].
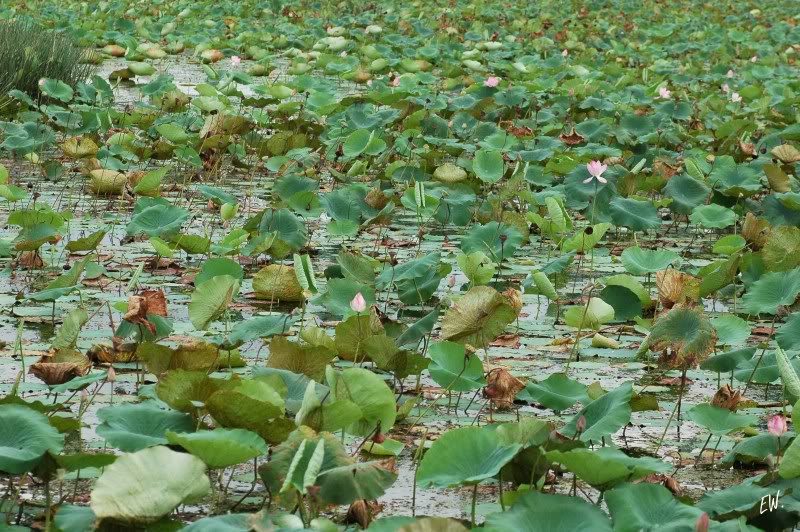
[1, 0, 800, 530]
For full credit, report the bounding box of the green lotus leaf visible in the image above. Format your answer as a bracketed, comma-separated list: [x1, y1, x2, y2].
[96, 403, 195, 452]
[763, 225, 800, 272]
[606, 483, 705, 532]
[518, 373, 588, 412]
[343, 129, 372, 158]
[313, 277, 376, 316]
[620, 246, 679, 275]
[598, 285, 642, 321]
[427, 341, 485, 392]
[223, 314, 296, 350]
[690, 204, 736, 229]
[742, 267, 800, 315]
[712, 234, 747, 255]
[778, 312, 800, 350]
[664, 173, 710, 215]
[722, 434, 782, 466]
[461, 222, 524, 263]
[65, 229, 106, 253]
[780, 433, 800, 479]
[484, 491, 612, 532]
[260, 427, 395, 507]
[257, 208, 308, 258]
[189, 275, 240, 330]
[687, 404, 756, 436]
[604, 274, 653, 309]
[417, 426, 522, 488]
[90, 446, 210, 524]
[126, 202, 190, 237]
[137, 341, 223, 376]
[562, 381, 633, 442]
[205, 379, 288, 444]
[609, 197, 660, 232]
[700, 347, 756, 374]
[473, 149, 504, 183]
[54, 505, 96, 532]
[708, 156, 762, 197]
[647, 306, 716, 367]
[266, 335, 336, 382]
[696, 483, 776, 520]
[441, 286, 520, 347]
[433, 163, 468, 183]
[564, 297, 615, 330]
[194, 258, 243, 286]
[317, 460, 397, 505]
[562, 223, 611, 253]
[457, 251, 496, 286]
[166, 428, 267, 469]
[546, 447, 670, 489]
[0, 405, 64, 474]
[326, 367, 396, 436]
[294, 381, 362, 433]
[711, 315, 751, 346]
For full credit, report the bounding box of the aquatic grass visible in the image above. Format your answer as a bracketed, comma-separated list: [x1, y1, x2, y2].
[0, 19, 93, 113]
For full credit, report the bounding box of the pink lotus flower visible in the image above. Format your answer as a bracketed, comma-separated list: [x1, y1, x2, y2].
[366, 79, 373, 87]
[484, 76, 500, 88]
[658, 86, 671, 99]
[576, 415, 586, 433]
[38, 78, 45, 87]
[391, 77, 400, 87]
[107, 366, 116, 382]
[727, 69, 735, 78]
[722, 83, 730, 93]
[583, 160, 608, 184]
[230, 55, 241, 66]
[731, 92, 742, 103]
[696, 513, 709, 532]
[350, 292, 367, 313]
[561, 49, 569, 57]
[769, 415, 788, 436]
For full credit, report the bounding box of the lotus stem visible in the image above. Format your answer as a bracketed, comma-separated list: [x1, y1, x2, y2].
[470, 483, 478, 527]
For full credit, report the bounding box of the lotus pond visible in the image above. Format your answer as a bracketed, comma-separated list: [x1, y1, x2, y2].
[1, 0, 800, 530]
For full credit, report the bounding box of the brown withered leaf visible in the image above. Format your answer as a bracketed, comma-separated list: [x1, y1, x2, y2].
[711, 384, 742, 411]
[741, 213, 771, 250]
[656, 269, 700, 309]
[123, 296, 153, 333]
[87, 342, 138, 364]
[365, 188, 390, 210]
[638, 474, 682, 497]
[771, 144, 800, 163]
[29, 362, 87, 385]
[141, 289, 168, 317]
[659, 375, 693, 386]
[18, 251, 45, 269]
[559, 128, 585, 145]
[653, 160, 680, 179]
[484, 368, 524, 410]
[490, 334, 521, 348]
[739, 140, 756, 157]
[345, 500, 382, 529]
[123, 290, 168, 333]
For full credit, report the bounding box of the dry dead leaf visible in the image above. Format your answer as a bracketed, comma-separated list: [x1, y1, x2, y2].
[484, 368, 524, 410]
[711, 384, 742, 411]
[29, 362, 87, 385]
[656, 269, 700, 309]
